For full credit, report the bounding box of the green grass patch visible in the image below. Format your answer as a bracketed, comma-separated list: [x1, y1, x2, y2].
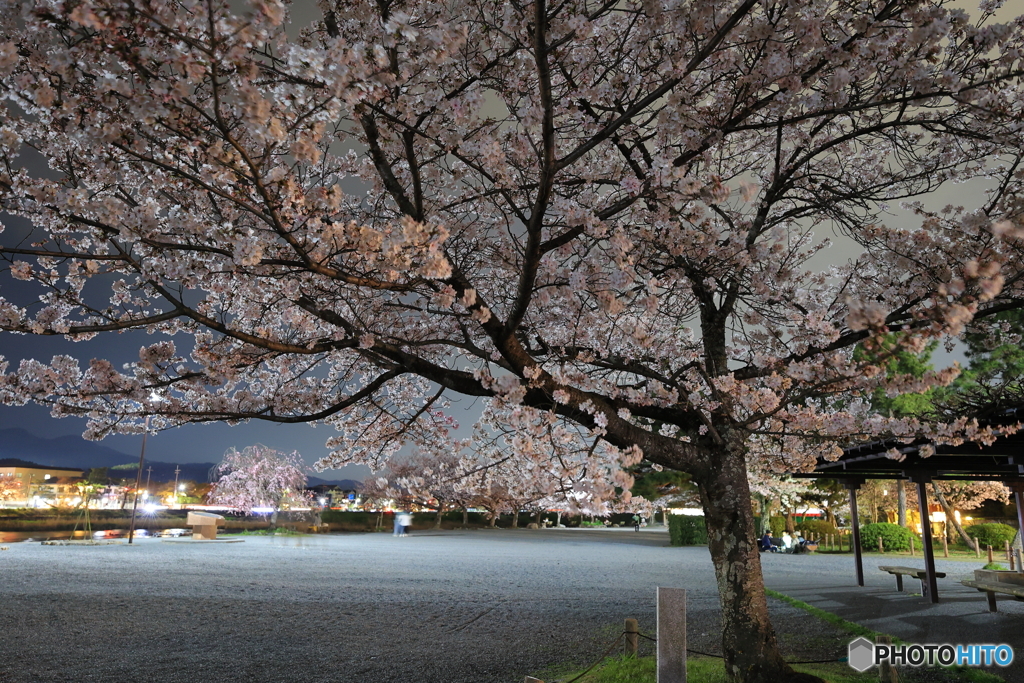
[543, 654, 882, 683]
[765, 589, 885, 641]
[765, 590, 1006, 683]
[534, 592, 1008, 683]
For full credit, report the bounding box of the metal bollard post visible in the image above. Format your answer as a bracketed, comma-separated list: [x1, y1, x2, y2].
[625, 618, 639, 657]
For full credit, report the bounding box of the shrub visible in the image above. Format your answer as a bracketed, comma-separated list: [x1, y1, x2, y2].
[859, 522, 920, 552]
[669, 515, 708, 546]
[962, 523, 1018, 549]
[796, 519, 839, 540]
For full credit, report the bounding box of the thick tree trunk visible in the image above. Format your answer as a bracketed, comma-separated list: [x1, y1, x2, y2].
[697, 442, 823, 683]
[556, 511, 562, 527]
[897, 480, 907, 528]
[932, 484, 976, 551]
[434, 502, 445, 529]
[512, 509, 520, 528]
[462, 506, 469, 526]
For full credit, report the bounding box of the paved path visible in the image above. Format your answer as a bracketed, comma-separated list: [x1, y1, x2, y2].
[0, 529, 1019, 682]
[760, 550, 1024, 682]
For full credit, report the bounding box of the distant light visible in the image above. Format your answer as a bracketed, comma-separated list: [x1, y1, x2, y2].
[179, 484, 186, 491]
[319, 498, 327, 506]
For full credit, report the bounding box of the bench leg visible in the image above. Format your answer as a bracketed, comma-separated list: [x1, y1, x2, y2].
[986, 591, 998, 613]
[895, 575, 903, 592]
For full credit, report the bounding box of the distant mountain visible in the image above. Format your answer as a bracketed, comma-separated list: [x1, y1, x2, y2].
[108, 460, 218, 484]
[0, 457, 88, 473]
[0, 428, 134, 469]
[0, 428, 361, 487]
[307, 476, 362, 490]
[108, 462, 360, 487]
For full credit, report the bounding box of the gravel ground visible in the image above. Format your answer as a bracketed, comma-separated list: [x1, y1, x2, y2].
[0, 529, 1016, 682]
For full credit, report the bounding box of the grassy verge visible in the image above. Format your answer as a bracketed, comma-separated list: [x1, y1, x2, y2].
[543, 654, 879, 683]
[537, 591, 1006, 683]
[764, 589, 884, 641]
[765, 589, 1005, 683]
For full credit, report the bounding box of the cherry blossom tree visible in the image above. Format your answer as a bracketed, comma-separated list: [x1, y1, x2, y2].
[208, 444, 309, 519]
[0, 476, 21, 502]
[374, 449, 471, 527]
[877, 479, 1009, 548]
[354, 475, 399, 529]
[2, 1, 1024, 680]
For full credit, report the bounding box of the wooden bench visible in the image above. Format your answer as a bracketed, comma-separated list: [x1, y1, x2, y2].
[961, 579, 1024, 612]
[878, 565, 946, 596]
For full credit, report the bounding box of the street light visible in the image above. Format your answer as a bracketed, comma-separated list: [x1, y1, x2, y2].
[128, 393, 164, 544]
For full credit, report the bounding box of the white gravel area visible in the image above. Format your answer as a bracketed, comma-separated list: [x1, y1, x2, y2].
[2, 529, 1009, 683]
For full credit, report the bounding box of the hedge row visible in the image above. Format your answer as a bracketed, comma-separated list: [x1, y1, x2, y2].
[668, 515, 708, 546]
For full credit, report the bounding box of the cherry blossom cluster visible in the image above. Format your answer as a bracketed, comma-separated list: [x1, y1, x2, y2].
[0, 0, 1022, 552]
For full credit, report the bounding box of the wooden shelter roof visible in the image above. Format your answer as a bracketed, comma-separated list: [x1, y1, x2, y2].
[794, 406, 1024, 483]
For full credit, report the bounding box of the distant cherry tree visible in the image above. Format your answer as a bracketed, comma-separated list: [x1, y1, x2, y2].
[0, 476, 21, 502]
[208, 444, 309, 518]
[2, 2, 1024, 680]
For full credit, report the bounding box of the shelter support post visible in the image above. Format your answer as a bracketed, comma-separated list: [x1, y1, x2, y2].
[846, 480, 865, 587]
[1011, 483, 1024, 568]
[914, 476, 940, 603]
